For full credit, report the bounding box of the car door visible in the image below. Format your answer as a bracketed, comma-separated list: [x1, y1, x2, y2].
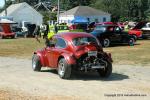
[52, 37, 67, 68]
[45, 37, 57, 68]
[111, 26, 122, 42]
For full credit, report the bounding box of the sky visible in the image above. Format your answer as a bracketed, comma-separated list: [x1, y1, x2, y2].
[0, 0, 5, 8]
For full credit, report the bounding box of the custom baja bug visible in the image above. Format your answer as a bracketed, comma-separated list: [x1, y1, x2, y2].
[32, 32, 113, 79]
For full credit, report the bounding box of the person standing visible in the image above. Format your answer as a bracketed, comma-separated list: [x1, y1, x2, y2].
[33, 24, 40, 43]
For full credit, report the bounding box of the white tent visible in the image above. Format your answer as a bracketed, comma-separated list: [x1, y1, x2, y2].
[0, 2, 43, 25]
[0, 19, 17, 24]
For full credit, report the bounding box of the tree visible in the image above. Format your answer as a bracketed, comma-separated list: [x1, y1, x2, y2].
[92, 0, 150, 22]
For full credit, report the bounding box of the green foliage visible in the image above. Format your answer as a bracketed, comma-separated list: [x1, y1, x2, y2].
[2, 0, 150, 22]
[92, 0, 150, 22]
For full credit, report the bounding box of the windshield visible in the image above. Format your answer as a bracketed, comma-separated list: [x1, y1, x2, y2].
[95, 25, 106, 31]
[72, 37, 98, 46]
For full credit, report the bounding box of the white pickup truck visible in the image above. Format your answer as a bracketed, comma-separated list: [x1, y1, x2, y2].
[141, 22, 150, 39]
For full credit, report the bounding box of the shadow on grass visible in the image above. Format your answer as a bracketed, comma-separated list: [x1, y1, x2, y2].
[108, 43, 140, 48]
[41, 69, 129, 81]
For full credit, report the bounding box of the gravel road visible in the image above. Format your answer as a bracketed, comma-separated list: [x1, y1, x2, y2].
[0, 56, 150, 100]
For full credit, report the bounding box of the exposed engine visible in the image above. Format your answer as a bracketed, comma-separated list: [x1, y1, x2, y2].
[77, 53, 108, 72]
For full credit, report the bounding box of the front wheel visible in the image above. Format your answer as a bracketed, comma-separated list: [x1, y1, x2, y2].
[58, 58, 72, 79]
[32, 54, 42, 71]
[128, 38, 135, 46]
[97, 60, 112, 78]
[103, 38, 110, 47]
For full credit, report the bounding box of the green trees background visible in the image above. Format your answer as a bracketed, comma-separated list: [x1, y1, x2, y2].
[1, 0, 150, 22]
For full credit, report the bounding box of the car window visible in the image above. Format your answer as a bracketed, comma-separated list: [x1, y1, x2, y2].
[55, 38, 67, 48]
[95, 26, 106, 32]
[73, 37, 98, 46]
[114, 27, 121, 32]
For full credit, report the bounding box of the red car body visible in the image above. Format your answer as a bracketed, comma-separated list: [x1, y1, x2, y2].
[32, 32, 113, 79]
[128, 29, 142, 38]
[128, 22, 147, 38]
[0, 23, 16, 39]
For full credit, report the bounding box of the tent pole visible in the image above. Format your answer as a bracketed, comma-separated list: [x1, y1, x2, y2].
[57, 0, 60, 24]
[4, 0, 7, 16]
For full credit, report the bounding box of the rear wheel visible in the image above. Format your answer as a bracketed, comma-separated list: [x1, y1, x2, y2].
[103, 38, 110, 47]
[32, 54, 42, 71]
[97, 60, 112, 78]
[58, 58, 72, 79]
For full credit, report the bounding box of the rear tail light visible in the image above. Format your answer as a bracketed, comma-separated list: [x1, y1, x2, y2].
[108, 53, 111, 58]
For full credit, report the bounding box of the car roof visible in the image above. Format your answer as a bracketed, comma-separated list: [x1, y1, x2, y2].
[96, 24, 118, 27]
[55, 32, 94, 40]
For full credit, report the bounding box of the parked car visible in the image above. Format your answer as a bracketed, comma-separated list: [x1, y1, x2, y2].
[91, 25, 136, 47]
[0, 24, 16, 39]
[128, 22, 146, 39]
[32, 32, 113, 79]
[57, 25, 69, 33]
[12, 27, 28, 38]
[141, 22, 150, 39]
[0, 19, 16, 39]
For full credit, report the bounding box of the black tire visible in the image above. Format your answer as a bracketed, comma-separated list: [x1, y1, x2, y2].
[103, 38, 110, 47]
[32, 54, 42, 71]
[58, 58, 72, 79]
[133, 35, 137, 40]
[128, 38, 135, 46]
[97, 60, 112, 78]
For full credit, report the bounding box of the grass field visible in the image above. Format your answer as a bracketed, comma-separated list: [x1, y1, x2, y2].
[0, 38, 150, 65]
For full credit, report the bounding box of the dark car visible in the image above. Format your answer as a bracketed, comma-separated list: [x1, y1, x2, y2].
[91, 25, 136, 47]
[32, 32, 113, 79]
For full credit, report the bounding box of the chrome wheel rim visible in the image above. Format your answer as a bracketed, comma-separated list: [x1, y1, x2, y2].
[32, 58, 36, 69]
[104, 39, 110, 47]
[58, 62, 65, 77]
[129, 38, 134, 46]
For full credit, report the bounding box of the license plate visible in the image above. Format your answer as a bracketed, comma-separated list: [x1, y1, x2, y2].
[88, 51, 97, 56]
[92, 66, 105, 69]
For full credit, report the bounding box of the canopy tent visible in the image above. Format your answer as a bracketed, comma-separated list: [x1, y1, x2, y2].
[71, 16, 88, 24]
[0, 19, 17, 24]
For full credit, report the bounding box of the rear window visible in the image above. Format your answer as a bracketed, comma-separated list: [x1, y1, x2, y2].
[72, 37, 98, 46]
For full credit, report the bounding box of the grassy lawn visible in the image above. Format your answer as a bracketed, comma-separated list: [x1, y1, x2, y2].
[0, 38, 150, 65]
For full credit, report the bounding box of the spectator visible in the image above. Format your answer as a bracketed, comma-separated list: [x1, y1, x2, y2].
[33, 24, 40, 43]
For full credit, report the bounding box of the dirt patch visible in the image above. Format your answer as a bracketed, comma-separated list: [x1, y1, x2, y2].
[0, 57, 150, 100]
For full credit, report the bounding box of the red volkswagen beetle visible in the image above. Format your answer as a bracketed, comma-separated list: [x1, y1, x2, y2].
[32, 32, 113, 79]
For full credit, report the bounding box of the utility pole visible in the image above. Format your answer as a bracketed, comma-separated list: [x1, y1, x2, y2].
[57, 0, 60, 24]
[4, 0, 7, 16]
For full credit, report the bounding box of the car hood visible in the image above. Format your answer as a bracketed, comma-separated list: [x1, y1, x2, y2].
[132, 21, 147, 30]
